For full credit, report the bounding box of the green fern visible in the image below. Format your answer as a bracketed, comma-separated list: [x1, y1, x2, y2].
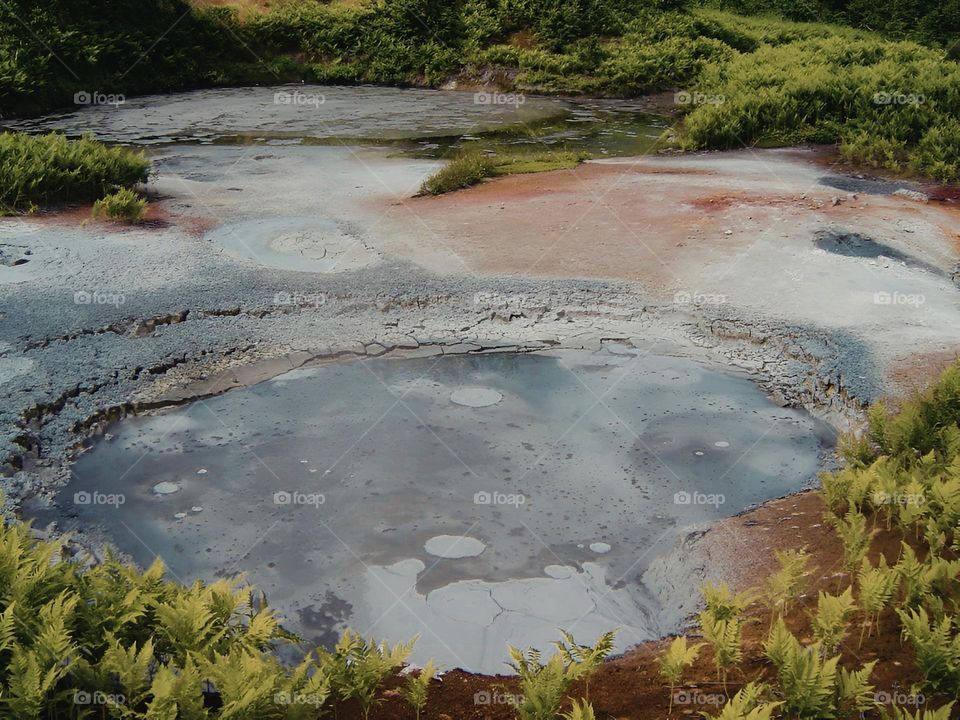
[897, 607, 960, 695]
[508, 647, 576, 720]
[829, 511, 875, 575]
[837, 660, 878, 716]
[658, 636, 703, 714]
[881, 702, 956, 720]
[698, 611, 743, 691]
[810, 587, 856, 654]
[701, 582, 754, 622]
[399, 661, 436, 720]
[701, 682, 780, 720]
[562, 698, 596, 720]
[857, 557, 900, 644]
[553, 630, 616, 700]
[319, 629, 413, 720]
[764, 548, 811, 617]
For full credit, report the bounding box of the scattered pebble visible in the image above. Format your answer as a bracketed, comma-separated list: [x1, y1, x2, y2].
[197, 469, 208, 475]
[152, 481, 180, 495]
[191, 506, 203, 513]
[714, 441, 730, 448]
[174, 512, 187, 520]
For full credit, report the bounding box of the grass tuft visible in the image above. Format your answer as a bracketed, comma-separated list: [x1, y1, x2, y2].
[92, 188, 148, 224]
[419, 147, 587, 195]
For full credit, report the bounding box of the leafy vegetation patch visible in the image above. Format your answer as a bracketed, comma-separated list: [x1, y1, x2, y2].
[419, 148, 587, 195]
[678, 34, 960, 182]
[0, 133, 149, 215]
[701, 0, 960, 45]
[92, 188, 148, 224]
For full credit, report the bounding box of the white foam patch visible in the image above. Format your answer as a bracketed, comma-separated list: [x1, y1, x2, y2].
[424, 535, 486, 559]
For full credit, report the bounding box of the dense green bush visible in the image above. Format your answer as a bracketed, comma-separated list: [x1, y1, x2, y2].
[703, 0, 960, 44]
[0, 0, 276, 117]
[0, 132, 149, 214]
[679, 35, 960, 181]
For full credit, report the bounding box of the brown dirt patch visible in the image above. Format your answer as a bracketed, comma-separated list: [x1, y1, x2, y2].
[888, 349, 960, 400]
[388, 160, 832, 284]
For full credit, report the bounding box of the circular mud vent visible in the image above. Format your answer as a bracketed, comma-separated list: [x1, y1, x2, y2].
[450, 387, 503, 407]
[204, 217, 378, 273]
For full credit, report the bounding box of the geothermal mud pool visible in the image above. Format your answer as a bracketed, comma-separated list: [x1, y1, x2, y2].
[37, 346, 832, 672]
[4, 83, 960, 675]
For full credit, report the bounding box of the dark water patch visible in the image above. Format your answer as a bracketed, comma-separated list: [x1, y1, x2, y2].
[818, 174, 913, 196]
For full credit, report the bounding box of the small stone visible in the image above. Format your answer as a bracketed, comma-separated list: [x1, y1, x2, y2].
[191, 506, 203, 513]
[174, 512, 187, 520]
[197, 469, 208, 475]
[153, 481, 180, 495]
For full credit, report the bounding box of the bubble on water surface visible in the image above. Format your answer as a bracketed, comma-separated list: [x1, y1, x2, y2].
[424, 535, 486, 559]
